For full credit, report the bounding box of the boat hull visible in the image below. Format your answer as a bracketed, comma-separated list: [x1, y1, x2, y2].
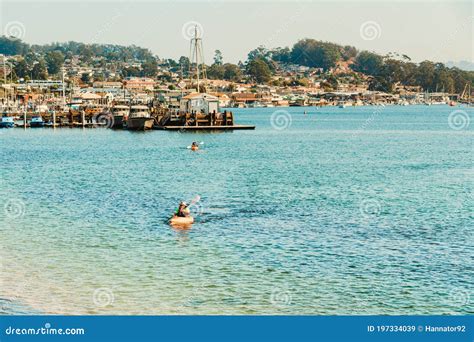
[127, 118, 154, 130]
[112, 115, 124, 129]
[0, 122, 14, 128]
[170, 216, 194, 226]
[30, 122, 45, 128]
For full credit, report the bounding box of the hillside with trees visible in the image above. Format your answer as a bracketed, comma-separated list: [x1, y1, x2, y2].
[1, 35, 473, 94]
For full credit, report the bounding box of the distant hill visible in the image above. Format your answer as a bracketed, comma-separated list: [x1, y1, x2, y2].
[445, 61, 474, 72]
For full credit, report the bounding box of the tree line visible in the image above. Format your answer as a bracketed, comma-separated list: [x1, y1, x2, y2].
[0, 36, 158, 81]
[1, 35, 473, 93]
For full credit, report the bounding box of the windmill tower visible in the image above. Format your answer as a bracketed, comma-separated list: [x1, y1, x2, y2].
[189, 26, 207, 93]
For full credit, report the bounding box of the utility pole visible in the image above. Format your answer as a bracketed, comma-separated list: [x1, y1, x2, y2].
[1, 54, 6, 105]
[62, 66, 66, 110]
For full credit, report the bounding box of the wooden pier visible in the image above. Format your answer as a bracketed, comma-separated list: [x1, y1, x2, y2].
[156, 125, 255, 131]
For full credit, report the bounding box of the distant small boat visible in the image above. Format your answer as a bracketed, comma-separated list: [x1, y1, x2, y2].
[338, 101, 347, 108]
[30, 115, 45, 128]
[0, 116, 15, 128]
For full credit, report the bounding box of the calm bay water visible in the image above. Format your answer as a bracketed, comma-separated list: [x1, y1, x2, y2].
[0, 105, 472, 315]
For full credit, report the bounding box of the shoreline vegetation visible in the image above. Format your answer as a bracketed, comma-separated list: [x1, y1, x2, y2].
[0, 36, 474, 94]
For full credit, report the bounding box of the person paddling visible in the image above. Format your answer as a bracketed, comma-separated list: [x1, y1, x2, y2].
[191, 141, 199, 151]
[174, 201, 190, 218]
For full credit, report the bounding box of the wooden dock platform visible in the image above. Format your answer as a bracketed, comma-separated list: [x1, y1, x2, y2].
[156, 125, 255, 131]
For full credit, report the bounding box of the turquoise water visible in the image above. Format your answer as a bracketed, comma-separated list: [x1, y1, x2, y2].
[0, 105, 472, 315]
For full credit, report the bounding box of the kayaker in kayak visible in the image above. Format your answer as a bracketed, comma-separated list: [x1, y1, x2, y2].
[174, 201, 190, 218]
[191, 141, 199, 151]
[170, 201, 194, 226]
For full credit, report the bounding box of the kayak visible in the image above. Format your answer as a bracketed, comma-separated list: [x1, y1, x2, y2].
[170, 216, 194, 225]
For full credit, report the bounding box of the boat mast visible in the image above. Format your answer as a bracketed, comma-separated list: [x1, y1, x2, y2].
[189, 25, 207, 93]
[195, 26, 200, 93]
[61, 66, 66, 110]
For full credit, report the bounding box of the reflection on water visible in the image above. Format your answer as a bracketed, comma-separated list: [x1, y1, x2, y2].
[0, 105, 472, 315]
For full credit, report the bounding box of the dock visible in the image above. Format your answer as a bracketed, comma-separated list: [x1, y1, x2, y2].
[157, 125, 255, 131]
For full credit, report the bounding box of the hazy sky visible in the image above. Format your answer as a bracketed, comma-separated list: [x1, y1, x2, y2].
[1, 0, 472, 64]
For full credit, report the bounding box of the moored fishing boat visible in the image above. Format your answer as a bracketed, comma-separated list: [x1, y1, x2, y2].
[126, 105, 154, 130]
[30, 115, 45, 127]
[111, 105, 130, 129]
[0, 116, 15, 128]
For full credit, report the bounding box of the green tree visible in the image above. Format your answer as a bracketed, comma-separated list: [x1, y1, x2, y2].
[213, 50, 223, 65]
[178, 56, 190, 76]
[247, 58, 272, 83]
[141, 58, 157, 77]
[207, 64, 225, 79]
[122, 67, 140, 78]
[247, 46, 269, 62]
[415, 61, 436, 91]
[13, 58, 28, 79]
[223, 63, 242, 81]
[31, 59, 48, 79]
[351, 51, 384, 76]
[45, 50, 64, 75]
[0, 36, 29, 55]
[433, 63, 455, 93]
[400, 62, 418, 85]
[290, 39, 341, 70]
[342, 45, 358, 61]
[270, 47, 291, 64]
[325, 75, 338, 89]
[368, 76, 393, 92]
[81, 72, 91, 84]
[78, 44, 93, 62]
